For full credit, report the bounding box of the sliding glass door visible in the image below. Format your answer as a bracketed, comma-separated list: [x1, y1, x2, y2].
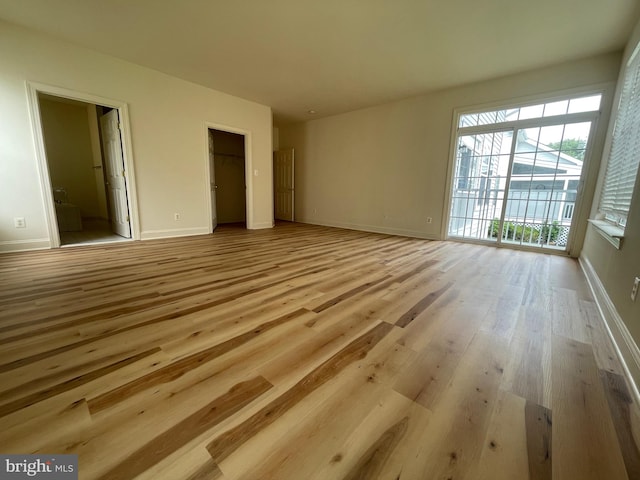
[449, 130, 512, 241]
[448, 94, 601, 251]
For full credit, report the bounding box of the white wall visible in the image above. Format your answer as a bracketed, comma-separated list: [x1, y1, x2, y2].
[279, 53, 621, 245]
[581, 19, 640, 387]
[0, 20, 273, 251]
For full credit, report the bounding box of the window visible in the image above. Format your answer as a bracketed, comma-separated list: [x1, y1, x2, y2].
[599, 43, 640, 229]
[450, 93, 601, 251]
[458, 95, 602, 128]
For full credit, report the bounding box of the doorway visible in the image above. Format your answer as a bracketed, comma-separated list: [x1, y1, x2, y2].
[448, 93, 602, 253]
[208, 129, 247, 230]
[36, 92, 133, 246]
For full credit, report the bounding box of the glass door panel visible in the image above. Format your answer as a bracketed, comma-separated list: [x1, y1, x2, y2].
[450, 94, 600, 252]
[448, 130, 513, 242]
[502, 121, 591, 250]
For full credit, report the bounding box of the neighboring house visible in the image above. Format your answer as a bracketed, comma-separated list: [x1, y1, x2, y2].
[450, 129, 584, 247]
[507, 131, 583, 227]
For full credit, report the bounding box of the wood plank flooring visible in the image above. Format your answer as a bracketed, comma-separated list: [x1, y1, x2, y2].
[0, 222, 639, 479]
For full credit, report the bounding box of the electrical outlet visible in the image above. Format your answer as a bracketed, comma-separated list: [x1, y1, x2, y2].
[426, 217, 433, 224]
[174, 213, 180, 221]
[14, 217, 26, 228]
[632, 277, 640, 302]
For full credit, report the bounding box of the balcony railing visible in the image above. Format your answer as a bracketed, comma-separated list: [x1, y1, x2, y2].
[448, 186, 576, 249]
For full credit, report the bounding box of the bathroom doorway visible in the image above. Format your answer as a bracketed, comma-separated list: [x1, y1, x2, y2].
[36, 93, 133, 246]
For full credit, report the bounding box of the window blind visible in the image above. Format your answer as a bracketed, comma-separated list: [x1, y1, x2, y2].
[600, 44, 640, 227]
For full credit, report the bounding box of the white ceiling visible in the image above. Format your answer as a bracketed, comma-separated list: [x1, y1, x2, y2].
[1, 0, 638, 123]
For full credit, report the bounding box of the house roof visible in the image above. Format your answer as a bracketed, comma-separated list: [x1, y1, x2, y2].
[0, 0, 638, 123]
[515, 133, 584, 174]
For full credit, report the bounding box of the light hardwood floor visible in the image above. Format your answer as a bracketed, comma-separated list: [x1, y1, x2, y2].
[0, 222, 639, 479]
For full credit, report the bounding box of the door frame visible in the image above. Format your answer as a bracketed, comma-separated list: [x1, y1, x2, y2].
[203, 122, 253, 232]
[26, 82, 140, 248]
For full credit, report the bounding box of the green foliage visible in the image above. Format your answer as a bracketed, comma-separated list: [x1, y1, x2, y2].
[540, 221, 561, 244]
[488, 219, 501, 238]
[488, 219, 561, 244]
[548, 138, 586, 161]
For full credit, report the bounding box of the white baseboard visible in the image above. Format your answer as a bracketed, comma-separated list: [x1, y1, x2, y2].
[0, 238, 51, 253]
[580, 255, 640, 404]
[249, 221, 274, 230]
[295, 217, 438, 240]
[140, 227, 209, 240]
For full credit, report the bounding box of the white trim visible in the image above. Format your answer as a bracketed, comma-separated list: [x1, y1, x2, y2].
[140, 227, 209, 240]
[458, 110, 599, 136]
[118, 103, 141, 240]
[204, 122, 254, 231]
[441, 107, 461, 240]
[455, 82, 613, 118]
[26, 84, 60, 247]
[564, 118, 600, 257]
[250, 221, 276, 229]
[296, 217, 438, 240]
[627, 39, 640, 67]
[25, 82, 140, 247]
[580, 255, 640, 405]
[0, 238, 51, 253]
[588, 219, 624, 249]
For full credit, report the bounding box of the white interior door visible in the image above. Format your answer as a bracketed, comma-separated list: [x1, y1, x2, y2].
[208, 130, 218, 231]
[100, 109, 131, 238]
[274, 148, 294, 221]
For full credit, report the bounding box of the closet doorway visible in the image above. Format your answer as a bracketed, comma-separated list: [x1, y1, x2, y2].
[208, 129, 247, 230]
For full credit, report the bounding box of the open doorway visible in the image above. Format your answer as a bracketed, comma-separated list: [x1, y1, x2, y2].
[37, 93, 133, 246]
[208, 129, 247, 230]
